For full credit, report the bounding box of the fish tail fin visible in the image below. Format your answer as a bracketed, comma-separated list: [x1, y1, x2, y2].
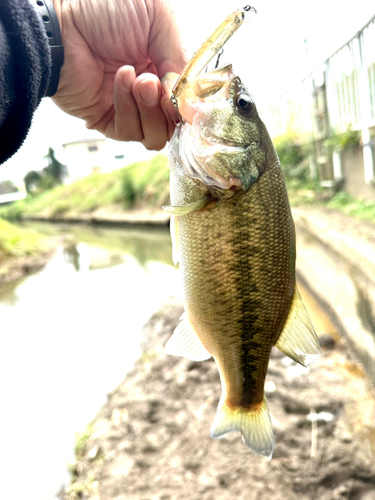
[210, 395, 274, 459]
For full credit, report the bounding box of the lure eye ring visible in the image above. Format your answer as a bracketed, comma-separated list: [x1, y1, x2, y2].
[236, 94, 253, 115]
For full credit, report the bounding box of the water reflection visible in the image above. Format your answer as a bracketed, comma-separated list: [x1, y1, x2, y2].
[63, 243, 80, 271]
[23, 222, 175, 269]
[0, 223, 181, 500]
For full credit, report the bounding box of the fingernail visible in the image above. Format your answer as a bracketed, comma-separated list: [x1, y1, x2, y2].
[122, 68, 135, 92]
[139, 79, 159, 106]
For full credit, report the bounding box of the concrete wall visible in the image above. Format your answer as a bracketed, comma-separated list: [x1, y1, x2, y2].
[341, 145, 375, 200]
[293, 207, 375, 384]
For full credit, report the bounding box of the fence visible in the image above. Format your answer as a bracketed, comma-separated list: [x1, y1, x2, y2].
[261, 14, 375, 192]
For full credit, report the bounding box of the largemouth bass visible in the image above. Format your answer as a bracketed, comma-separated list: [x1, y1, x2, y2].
[161, 7, 321, 459]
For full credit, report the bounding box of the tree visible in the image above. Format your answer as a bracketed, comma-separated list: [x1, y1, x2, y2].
[44, 147, 64, 183]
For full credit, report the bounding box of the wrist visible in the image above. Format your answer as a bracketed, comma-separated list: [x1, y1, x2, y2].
[50, 0, 62, 29]
[33, 0, 64, 96]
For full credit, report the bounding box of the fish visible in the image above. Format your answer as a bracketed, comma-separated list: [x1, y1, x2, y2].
[161, 7, 321, 459]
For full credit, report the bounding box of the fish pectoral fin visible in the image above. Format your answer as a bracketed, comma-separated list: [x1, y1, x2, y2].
[275, 286, 322, 367]
[211, 395, 274, 459]
[164, 312, 211, 361]
[162, 195, 211, 215]
[170, 215, 180, 265]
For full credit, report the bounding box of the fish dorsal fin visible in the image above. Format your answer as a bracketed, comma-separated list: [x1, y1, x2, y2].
[163, 195, 210, 215]
[275, 286, 322, 367]
[211, 395, 274, 459]
[170, 215, 180, 266]
[165, 312, 211, 361]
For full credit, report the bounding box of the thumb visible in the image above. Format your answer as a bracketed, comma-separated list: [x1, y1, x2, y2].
[148, 0, 188, 78]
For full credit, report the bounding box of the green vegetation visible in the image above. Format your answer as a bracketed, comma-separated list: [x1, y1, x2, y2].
[1, 147, 374, 229]
[64, 424, 102, 500]
[273, 132, 375, 222]
[324, 128, 361, 152]
[120, 154, 170, 209]
[273, 133, 314, 193]
[0, 155, 170, 221]
[328, 191, 375, 221]
[273, 133, 321, 205]
[0, 218, 49, 261]
[273, 133, 307, 178]
[73, 424, 95, 461]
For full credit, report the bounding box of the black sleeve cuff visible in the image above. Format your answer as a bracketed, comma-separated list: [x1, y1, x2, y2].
[0, 0, 52, 164]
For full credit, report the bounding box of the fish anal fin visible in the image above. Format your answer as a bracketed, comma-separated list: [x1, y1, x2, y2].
[165, 312, 211, 361]
[170, 215, 180, 265]
[275, 286, 322, 367]
[210, 395, 274, 459]
[163, 195, 210, 215]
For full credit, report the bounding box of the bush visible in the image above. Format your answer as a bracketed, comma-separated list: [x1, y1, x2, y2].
[0, 201, 26, 221]
[121, 175, 137, 208]
[328, 191, 375, 220]
[273, 134, 310, 183]
[120, 155, 170, 208]
[324, 128, 361, 151]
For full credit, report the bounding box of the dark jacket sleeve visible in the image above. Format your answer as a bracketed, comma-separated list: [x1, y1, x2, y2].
[0, 0, 51, 165]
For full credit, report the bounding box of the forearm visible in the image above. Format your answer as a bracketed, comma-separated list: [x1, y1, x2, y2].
[0, 0, 51, 165]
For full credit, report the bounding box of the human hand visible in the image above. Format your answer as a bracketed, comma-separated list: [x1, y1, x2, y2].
[51, 0, 186, 150]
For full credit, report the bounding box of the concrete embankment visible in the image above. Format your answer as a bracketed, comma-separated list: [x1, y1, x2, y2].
[23, 209, 170, 227]
[293, 207, 375, 384]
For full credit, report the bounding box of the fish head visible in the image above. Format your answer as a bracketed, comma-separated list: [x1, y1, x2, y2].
[162, 65, 278, 198]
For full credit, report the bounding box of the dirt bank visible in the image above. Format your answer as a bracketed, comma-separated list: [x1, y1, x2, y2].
[61, 296, 375, 500]
[0, 236, 66, 287]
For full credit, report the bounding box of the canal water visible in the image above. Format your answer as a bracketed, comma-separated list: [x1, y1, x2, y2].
[0, 223, 182, 500]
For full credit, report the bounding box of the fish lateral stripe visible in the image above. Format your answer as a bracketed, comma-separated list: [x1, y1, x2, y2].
[211, 394, 274, 459]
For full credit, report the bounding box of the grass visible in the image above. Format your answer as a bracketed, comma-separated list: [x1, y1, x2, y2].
[73, 424, 95, 461]
[0, 155, 170, 221]
[0, 218, 49, 261]
[328, 191, 375, 221]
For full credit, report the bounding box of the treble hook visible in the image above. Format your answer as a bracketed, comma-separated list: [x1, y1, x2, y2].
[215, 48, 224, 69]
[244, 5, 257, 13]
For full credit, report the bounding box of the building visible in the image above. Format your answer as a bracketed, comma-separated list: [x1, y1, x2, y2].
[62, 138, 127, 183]
[262, 14, 375, 200]
[0, 179, 26, 205]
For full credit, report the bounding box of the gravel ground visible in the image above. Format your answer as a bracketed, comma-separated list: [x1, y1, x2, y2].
[61, 296, 375, 500]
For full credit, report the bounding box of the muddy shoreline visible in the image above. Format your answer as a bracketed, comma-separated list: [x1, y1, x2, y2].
[0, 238, 63, 287]
[60, 298, 375, 500]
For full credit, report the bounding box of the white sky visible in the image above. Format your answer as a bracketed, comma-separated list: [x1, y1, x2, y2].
[1, 0, 374, 182]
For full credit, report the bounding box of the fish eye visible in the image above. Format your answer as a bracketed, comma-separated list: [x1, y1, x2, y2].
[236, 94, 252, 115]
